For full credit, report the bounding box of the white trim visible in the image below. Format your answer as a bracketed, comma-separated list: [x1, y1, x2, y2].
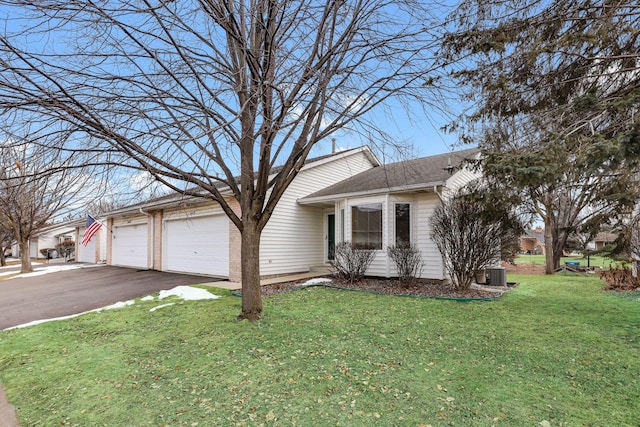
[393, 201, 413, 247]
[324, 210, 336, 263]
[349, 201, 384, 252]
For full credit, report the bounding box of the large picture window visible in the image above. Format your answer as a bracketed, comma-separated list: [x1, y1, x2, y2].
[395, 203, 411, 246]
[351, 203, 382, 250]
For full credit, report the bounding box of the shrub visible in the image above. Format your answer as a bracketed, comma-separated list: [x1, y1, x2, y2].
[599, 265, 640, 291]
[332, 241, 376, 283]
[430, 188, 512, 292]
[39, 248, 56, 258]
[387, 243, 424, 285]
[56, 240, 75, 258]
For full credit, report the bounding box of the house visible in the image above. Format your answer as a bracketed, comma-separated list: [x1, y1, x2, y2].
[520, 227, 545, 255]
[103, 146, 480, 282]
[26, 222, 76, 259]
[593, 232, 618, 251]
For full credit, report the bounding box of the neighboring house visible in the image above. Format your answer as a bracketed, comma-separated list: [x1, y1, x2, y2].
[28, 222, 77, 259]
[520, 227, 545, 255]
[593, 232, 618, 251]
[103, 146, 481, 282]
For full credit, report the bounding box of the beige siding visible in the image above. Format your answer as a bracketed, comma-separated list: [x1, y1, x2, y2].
[260, 149, 377, 276]
[414, 193, 446, 280]
[444, 164, 482, 196]
[336, 192, 446, 280]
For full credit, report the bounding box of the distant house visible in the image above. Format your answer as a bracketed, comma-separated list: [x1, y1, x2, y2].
[520, 227, 545, 255]
[103, 146, 481, 282]
[27, 223, 76, 259]
[593, 232, 618, 251]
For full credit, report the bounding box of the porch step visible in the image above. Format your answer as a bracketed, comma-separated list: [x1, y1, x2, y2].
[310, 265, 332, 274]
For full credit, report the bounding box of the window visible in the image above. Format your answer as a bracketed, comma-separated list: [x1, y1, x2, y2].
[395, 203, 411, 246]
[351, 203, 382, 249]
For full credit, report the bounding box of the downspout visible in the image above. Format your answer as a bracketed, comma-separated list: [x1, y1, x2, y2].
[139, 208, 154, 270]
[433, 184, 444, 202]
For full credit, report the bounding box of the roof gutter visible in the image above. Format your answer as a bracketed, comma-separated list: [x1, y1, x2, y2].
[297, 181, 447, 205]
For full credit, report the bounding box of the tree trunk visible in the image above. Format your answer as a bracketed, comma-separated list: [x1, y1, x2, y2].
[237, 223, 263, 322]
[544, 217, 554, 275]
[19, 240, 33, 273]
[0, 247, 5, 267]
[552, 232, 569, 271]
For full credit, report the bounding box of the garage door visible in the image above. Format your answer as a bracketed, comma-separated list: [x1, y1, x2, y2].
[112, 223, 148, 269]
[77, 227, 97, 263]
[165, 215, 229, 277]
[29, 240, 38, 259]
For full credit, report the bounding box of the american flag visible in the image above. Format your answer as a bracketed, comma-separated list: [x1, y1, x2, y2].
[81, 215, 102, 246]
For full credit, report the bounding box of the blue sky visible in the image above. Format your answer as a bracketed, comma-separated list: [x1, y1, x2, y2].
[0, 1, 471, 167]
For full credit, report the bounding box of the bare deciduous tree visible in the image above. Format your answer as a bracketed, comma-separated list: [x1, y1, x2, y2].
[0, 128, 102, 273]
[0, 0, 448, 320]
[0, 220, 13, 267]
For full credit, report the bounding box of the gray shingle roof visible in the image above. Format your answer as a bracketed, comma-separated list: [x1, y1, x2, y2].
[300, 147, 480, 200]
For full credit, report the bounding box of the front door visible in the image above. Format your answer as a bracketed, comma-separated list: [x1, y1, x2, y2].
[327, 213, 335, 261]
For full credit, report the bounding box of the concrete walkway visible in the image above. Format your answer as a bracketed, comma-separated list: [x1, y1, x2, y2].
[201, 267, 331, 291]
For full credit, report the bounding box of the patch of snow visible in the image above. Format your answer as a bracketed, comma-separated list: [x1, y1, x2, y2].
[4, 300, 135, 331]
[100, 300, 135, 310]
[7, 264, 84, 279]
[149, 303, 176, 312]
[303, 277, 332, 285]
[157, 286, 220, 301]
[3, 286, 219, 331]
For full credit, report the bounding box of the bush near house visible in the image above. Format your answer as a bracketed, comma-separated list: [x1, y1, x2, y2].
[56, 240, 75, 259]
[387, 243, 424, 285]
[38, 248, 56, 259]
[332, 241, 375, 283]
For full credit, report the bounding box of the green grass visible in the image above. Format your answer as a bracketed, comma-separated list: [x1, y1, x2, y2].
[514, 253, 620, 269]
[1, 278, 639, 426]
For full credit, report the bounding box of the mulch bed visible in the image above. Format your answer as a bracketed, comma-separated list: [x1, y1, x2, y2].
[253, 277, 511, 299]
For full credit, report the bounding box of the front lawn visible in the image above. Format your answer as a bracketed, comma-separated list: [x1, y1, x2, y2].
[1, 275, 638, 426]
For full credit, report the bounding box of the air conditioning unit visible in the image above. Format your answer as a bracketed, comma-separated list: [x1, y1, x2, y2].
[487, 267, 506, 287]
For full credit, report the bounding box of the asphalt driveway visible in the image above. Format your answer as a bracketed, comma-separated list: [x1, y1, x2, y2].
[0, 265, 220, 330]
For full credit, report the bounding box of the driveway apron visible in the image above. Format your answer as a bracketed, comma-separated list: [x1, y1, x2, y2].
[0, 265, 219, 330]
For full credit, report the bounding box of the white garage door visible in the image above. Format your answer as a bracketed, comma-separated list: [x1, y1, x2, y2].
[29, 240, 38, 259]
[77, 228, 97, 263]
[165, 215, 229, 277]
[112, 223, 148, 269]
